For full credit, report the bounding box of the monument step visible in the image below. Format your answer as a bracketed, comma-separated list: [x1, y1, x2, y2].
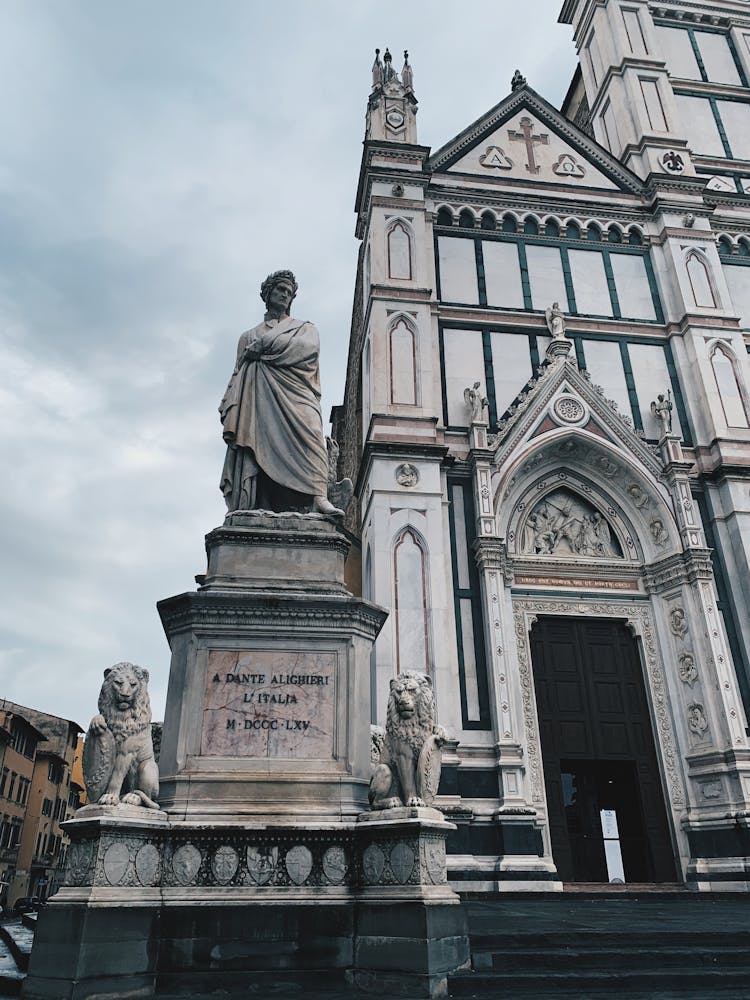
[448, 967, 750, 997]
[472, 942, 750, 973]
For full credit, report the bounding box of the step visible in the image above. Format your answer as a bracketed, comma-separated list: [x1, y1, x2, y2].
[469, 929, 750, 951]
[449, 966, 750, 997]
[472, 943, 750, 973]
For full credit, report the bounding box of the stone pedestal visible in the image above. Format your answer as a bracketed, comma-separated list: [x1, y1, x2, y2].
[23, 513, 469, 999]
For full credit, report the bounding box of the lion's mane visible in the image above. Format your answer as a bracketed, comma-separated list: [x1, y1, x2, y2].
[384, 671, 435, 758]
[97, 662, 152, 744]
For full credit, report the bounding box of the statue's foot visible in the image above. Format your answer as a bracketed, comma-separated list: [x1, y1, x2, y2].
[407, 796, 426, 808]
[121, 792, 142, 806]
[99, 793, 120, 806]
[311, 495, 344, 518]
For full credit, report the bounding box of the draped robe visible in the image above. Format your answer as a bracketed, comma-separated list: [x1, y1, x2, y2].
[219, 315, 329, 510]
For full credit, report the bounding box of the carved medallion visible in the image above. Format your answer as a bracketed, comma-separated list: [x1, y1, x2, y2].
[478, 145, 513, 170]
[246, 845, 277, 885]
[662, 150, 685, 173]
[395, 462, 420, 487]
[322, 846, 348, 885]
[385, 108, 405, 131]
[66, 841, 94, 886]
[425, 840, 445, 884]
[172, 844, 201, 886]
[103, 841, 131, 885]
[552, 396, 585, 424]
[688, 702, 709, 739]
[390, 842, 415, 884]
[285, 845, 313, 885]
[591, 454, 620, 479]
[135, 843, 161, 886]
[552, 153, 586, 178]
[626, 483, 650, 509]
[362, 843, 386, 884]
[650, 518, 669, 547]
[670, 607, 688, 638]
[211, 845, 239, 885]
[678, 653, 698, 687]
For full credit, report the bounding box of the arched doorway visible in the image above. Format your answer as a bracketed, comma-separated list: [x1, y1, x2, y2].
[531, 616, 677, 883]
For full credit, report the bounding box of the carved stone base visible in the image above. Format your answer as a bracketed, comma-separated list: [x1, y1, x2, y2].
[23, 812, 468, 999]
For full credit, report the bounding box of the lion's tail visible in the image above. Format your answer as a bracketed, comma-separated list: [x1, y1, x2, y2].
[131, 790, 161, 810]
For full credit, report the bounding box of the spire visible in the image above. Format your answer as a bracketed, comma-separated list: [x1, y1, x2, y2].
[402, 50, 414, 93]
[371, 48, 383, 90]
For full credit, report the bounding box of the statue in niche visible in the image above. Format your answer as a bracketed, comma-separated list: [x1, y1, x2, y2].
[219, 270, 343, 517]
[521, 489, 621, 558]
[464, 381, 488, 423]
[650, 391, 673, 435]
[545, 302, 567, 340]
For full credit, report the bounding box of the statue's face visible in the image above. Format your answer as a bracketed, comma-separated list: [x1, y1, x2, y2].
[267, 280, 294, 315]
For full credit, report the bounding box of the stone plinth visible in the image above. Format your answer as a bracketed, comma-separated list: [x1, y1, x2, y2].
[157, 514, 387, 822]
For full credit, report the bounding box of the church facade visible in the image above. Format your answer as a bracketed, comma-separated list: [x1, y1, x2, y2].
[334, 0, 750, 891]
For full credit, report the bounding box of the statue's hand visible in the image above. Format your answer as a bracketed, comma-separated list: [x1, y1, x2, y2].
[241, 344, 261, 365]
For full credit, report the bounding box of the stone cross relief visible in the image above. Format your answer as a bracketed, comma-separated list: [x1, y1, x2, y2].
[508, 117, 549, 175]
[521, 489, 622, 558]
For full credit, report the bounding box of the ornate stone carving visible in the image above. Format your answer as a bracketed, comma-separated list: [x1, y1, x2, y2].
[464, 381, 488, 423]
[650, 518, 670, 548]
[368, 672, 445, 810]
[246, 845, 277, 885]
[135, 843, 161, 886]
[285, 845, 313, 885]
[362, 843, 386, 883]
[520, 489, 621, 558]
[591, 454, 620, 479]
[678, 652, 698, 687]
[172, 844, 202, 885]
[552, 395, 585, 424]
[395, 462, 420, 487]
[103, 842, 131, 885]
[688, 703, 709, 740]
[626, 482, 650, 509]
[545, 302, 567, 340]
[66, 841, 95, 887]
[650, 392, 673, 435]
[670, 607, 689, 638]
[390, 842, 415, 884]
[325, 437, 354, 512]
[211, 845, 239, 884]
[82, 662, 160, 810]
[322, 846, 348, 885]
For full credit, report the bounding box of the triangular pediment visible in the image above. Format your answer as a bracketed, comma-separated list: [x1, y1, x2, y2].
[429, 87, 643, 195]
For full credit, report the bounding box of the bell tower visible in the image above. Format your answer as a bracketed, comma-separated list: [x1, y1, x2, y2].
[366, 48, 418, 144]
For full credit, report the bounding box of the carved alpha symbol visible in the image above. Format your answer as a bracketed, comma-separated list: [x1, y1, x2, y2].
[552, 153, 586, 178]
[479, 145, 513, 170]
[508, 117, 549, 174]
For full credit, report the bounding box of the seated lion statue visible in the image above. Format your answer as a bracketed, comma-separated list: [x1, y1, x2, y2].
[82, 662, 160, 809]
[368, 671, 445, 810]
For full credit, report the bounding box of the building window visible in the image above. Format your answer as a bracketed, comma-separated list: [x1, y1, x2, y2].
[711, 345, 750, 428]
[42, 797, 53, 817]
[7, 774, 16, 802]
[0, 769, 7, 797]
[389, 317, 418, 405]
[47, 761, 63, 785]
[436, 206, 453, 227]
[393, 527, 430, 676]
[387, 221, 413, 280]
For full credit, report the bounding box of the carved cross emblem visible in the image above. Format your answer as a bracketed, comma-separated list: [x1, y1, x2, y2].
[508, 117, 549, 174]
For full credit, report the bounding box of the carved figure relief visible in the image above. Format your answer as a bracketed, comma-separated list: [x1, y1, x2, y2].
[627, 483, 650, 509]
[592, 454, 620, 479]
[368, 672, 446, 810]
[246, 845, 277, 885]
[211, 845, 239, 884]
[520, 490, 622, 558]
[650, 518, 670, 548]
[395, 462, 420, 487]
[688, 702, 709, 739]
[670, 607, 688, 638]
[662, 151, 685, 173]
[322, 846, 348, 885]
[678, 652, 698, 687]
[82, 662, 160, 810]
[172, 844, 201, 886]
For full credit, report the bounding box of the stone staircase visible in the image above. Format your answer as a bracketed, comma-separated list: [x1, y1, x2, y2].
[449, 890, 750, 999]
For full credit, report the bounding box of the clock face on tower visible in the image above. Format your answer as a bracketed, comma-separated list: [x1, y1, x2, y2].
[385, 108, 405, 132]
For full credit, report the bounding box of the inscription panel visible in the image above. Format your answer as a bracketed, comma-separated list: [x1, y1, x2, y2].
[201, 649, 336, 759]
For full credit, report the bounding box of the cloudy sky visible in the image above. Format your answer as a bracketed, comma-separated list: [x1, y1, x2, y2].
[0, 1, 577, 726]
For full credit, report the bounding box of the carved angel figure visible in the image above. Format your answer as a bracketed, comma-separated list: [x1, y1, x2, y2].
[545, 302, 566, 339]
[464, 381, 488, 423]
[369, 672, 445, 810]
[650, 392, 673, 435]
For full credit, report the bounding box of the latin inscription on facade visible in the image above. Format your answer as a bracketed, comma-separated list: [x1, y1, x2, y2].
[201, 650, 336, 759]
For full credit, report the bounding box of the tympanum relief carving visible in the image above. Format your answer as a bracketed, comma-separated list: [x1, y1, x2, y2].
[520, 489, 622, 558]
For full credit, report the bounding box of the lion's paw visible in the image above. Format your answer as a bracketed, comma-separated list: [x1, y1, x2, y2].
[120, 792, 142, 806]
[407, 796, 426, 807]
[99, 793, 120, 806]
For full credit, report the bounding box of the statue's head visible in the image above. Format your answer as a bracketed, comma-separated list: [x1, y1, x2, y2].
[260, 270, 298, 316]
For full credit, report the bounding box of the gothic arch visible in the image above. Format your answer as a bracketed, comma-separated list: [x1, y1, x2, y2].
[387, 312, 419, 406]
[685, 248, 718, 308]
[709, 341, 750, 428]
[386, 218, 414, 280]
[391, 525, 431, 676]
[435, 205, 454, 227]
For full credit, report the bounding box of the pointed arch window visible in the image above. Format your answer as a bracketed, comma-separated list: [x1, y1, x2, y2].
[387, 221, 412, 280]
[393, 528, 430, 675]
[389, 317, 417, 405]
[711, 344, 749, 427]
[687, 250, 717, 308]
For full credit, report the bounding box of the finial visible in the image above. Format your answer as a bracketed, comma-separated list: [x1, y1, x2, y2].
[383, 47, 397, 84]
[511, 69, 527, 92]
[384, 47, 392, 63]
[402, 49, 414, 92]
[372, 48, 384, 89]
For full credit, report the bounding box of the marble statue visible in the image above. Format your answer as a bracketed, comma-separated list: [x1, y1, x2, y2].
[545, 301, 567, 339]
[82, 662, 160, 809]
[464, 381, 488, 423]
[219, 270, 343, 517]
[369, 672, 446, 810]
[650, 392, 673, 435]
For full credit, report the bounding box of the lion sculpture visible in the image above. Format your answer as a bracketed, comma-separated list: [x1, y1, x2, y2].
[82, 662, 160, 809]
[368, 671, 445, 810]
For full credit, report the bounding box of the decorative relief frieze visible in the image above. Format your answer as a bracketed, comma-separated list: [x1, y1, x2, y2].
[678, 652, 698, 687]
[670, 606, 689, 639]
[688, 703, 709, 741]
